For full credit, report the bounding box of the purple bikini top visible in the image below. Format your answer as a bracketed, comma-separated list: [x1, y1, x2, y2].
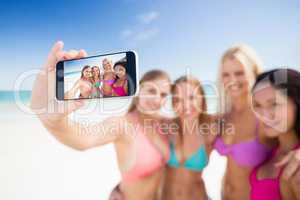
[214, 119, 272, 168]
[103, 79, 115, 86]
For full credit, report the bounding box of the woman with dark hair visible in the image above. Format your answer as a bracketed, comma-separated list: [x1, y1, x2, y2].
[65, 65, 93, 98]
[91, 66, 102, 98]
[112, 62, 128, 97]
[250, 68, 300, 200]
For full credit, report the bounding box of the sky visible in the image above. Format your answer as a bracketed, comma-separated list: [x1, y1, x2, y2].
[1, 0, 300, 90]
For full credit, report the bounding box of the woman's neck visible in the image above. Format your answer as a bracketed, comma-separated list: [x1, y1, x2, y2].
[278, 129, 299, 154]
[179, 115, 198, 125]
[118, 76, 126, 81]
[104, 69, 113, 73]
[231, 93, 250, 113]
[179, 115, 199, 136]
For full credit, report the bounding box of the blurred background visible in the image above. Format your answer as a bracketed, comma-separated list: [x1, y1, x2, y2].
[1, 0, 299, 199]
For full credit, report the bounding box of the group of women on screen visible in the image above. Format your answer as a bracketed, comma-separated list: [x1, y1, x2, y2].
[31, 41, 300, 200]
[65, 58, 128, 99]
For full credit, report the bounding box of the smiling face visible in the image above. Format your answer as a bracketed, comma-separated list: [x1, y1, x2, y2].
[92, 66, 100, 77]
[221, 57, 251, 98]
[114, 64, 126, 78]
[172, 81, 204, 118]
[252, 84, 297, 137]
[136, 78, 171, 115]
[102, 59, 112, 71]
[83, 67, 92, 79]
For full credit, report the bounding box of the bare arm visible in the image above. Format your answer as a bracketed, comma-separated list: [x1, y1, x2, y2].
[64, 79, 81, 99]
[291, 182, 300, 200]
[31, 41, 126, 151]
[276, 150, 300, 198]
[40, 115, 125, 151]
[124, 80, 128, 94]
[204, 114, 219, 153]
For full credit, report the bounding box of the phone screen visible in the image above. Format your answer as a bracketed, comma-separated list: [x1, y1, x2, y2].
[56, 51, 137, 100]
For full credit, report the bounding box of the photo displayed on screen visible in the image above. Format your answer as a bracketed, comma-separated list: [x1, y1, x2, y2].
[63, 53, 129, 99]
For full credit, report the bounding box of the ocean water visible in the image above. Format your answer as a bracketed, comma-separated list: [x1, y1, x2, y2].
[0, 90, 31, 103]
[0, 90, 32, 118]
[0, 87, 218, 119]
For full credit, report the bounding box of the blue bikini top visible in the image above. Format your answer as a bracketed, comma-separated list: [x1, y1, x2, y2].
[167, 141, 208, 172]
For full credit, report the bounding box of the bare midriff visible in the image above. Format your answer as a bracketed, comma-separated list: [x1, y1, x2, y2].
[222, 156, 252, 200]
[119, 168, 164, 200]
[161, 167, 207, 200]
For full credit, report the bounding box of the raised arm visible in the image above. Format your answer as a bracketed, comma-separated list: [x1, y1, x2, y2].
[31, 41, 125, 151]
[124, 80, 128, 94]
[64, 79, 81, 99]
[276, 149, 300, 198]
[41, 115, 126, 151]
[291, 179, 300, 200]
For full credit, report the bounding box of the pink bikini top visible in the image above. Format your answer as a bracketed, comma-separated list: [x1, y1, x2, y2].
[214, 119, 272, 168]
[250, 143, 300, 200]
[112, 80, 127, 96]
[121, 113, 169, 184]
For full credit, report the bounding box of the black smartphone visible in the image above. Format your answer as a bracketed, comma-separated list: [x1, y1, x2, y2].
[56, 51, 138, 100]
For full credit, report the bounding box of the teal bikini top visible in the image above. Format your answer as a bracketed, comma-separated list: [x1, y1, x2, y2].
[93, 81, 101, 88]
[167, 141, 208, 172]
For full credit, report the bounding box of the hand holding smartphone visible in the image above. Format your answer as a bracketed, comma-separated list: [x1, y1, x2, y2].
[56, 51, 138, 100]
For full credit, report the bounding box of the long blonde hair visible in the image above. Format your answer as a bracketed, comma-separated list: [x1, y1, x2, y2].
[217, 44, 263, 114]
[128, 70, 171, 113]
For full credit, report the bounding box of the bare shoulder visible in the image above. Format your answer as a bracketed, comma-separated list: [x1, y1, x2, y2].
[200, 114, 219, 148]
[201, 113, 219, 130]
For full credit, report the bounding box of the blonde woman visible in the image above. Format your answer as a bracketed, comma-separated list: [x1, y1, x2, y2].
[212, 44, 277, 200]
[31, 41, 172, 200]
[102, 58, 116, 96]
[212, 44, 300, 200]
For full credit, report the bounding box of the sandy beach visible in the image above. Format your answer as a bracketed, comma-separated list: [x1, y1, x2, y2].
[0, 101, 225, 200]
